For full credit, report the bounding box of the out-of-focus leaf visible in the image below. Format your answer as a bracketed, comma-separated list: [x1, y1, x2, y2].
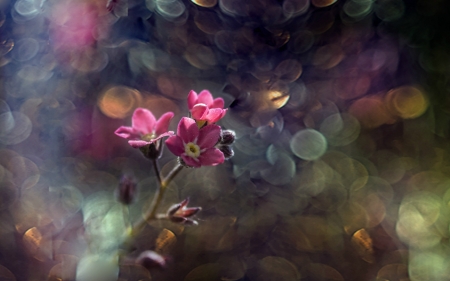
[82, 192, 126, 253]
[155, 228, 177, 255]
[184, 263, 222, 281]
[76, 253, 119, 281]
[304, 263, 344, 281]
[0, 265, 15, 281]
[248, 256, 300, 281]
[351, 228, 375, 263]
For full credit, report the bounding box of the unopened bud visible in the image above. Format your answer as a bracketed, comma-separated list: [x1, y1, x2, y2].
[179, 206, 201, 218]
[136, 251, 167, 270]
[181, 218, 199, 226]
[167, 203, 182, 216]
[179, 198, 189, 207]
[219, 145, 234, 159]
[169, 216, 198, 225]
[116, 175, 137, 205]
[166, 198, 201, 225]
[219, 130, 236, 145]
[169, 216, 188, 224]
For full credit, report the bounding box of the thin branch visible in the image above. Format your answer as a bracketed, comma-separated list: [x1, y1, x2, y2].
[152, 158, 161, 185]
[161, 163, 183, 188]
[125, 163, 184, 243]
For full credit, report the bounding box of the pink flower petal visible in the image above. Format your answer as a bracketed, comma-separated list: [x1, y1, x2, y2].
[165, 135, 185, 156]
[129, 140, 151, 148]
[197, 124, 221, 149]
[157, 131, 175, 138]
[218, 108, 227, 121]
[180, 155, 201, 168]
[155, 112, 174, 136]
[198, 148, 225, 166]
[179, 198, 189, 208]
[132, 108, 156, 135]
[177, 117, 199, 143]
[187, 90, 198, 110]
[129, 132, 174, 148]
[211, 98, 224, 109]
[115, 126, 139, 139]
[179, 207, 201, 217]
[191, 104, 208, 120]
[205, 108, 227, 123]
[197, 90, 214, 107]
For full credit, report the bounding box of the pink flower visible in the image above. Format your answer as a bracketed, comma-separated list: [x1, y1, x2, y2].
[188, 90, 225, 110]
[165, 117, 225, 168]
[187, 90, 227, 124]
[115, 108, 174, 148]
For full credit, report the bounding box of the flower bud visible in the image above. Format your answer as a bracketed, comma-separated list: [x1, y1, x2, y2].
[166, 198, 201, 225]
[116, 175, 137, 205]
[219, 130, 236, 145]
[182, 218, 199, 226]
[136, 251, 167, 270]
[168, 216, 199, 225]
[218, 145, 234, 159]
[167, 203, 182, 216]
[178, 206, 201, 218]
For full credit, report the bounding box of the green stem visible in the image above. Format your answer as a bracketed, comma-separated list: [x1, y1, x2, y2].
[147, 163, 183, 219]
[122, 204, 131, 231]
[162, 163, 184, 188]
[128, 163, 184, 239]
[152, 158, 161, 184]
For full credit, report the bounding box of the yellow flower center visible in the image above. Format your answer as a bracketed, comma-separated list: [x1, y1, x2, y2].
[185, 142, 200, 158]
[142, 133, 156, 141]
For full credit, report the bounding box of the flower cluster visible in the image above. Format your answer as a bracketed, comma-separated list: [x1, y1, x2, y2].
[112, 90, 234, 273]
[115, 90, 233, 168]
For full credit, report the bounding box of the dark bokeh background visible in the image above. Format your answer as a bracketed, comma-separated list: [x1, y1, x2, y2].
[1, 0, 450, 280]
